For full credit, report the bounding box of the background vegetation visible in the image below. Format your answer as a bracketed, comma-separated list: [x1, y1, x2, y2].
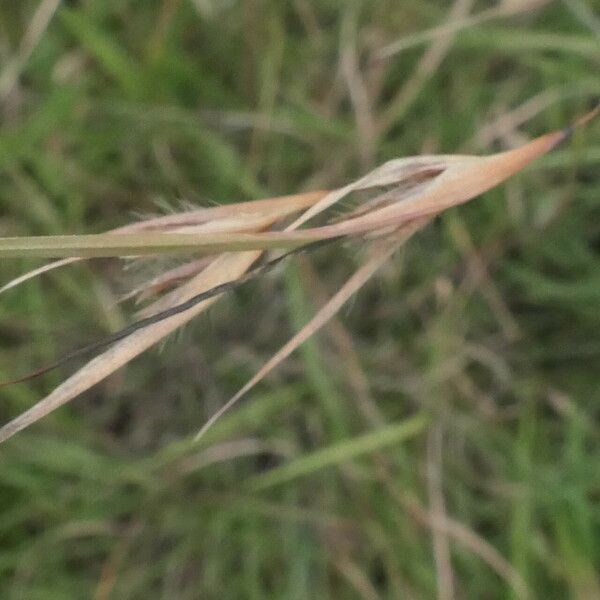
[1, 0, 599, 597]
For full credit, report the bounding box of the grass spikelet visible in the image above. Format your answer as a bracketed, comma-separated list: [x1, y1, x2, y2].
[0, 106, 597, 444]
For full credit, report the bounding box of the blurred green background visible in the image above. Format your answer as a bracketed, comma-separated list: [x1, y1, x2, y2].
[1, 0, 599, 598]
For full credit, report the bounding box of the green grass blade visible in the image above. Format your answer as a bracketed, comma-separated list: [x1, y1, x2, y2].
[248, 414, 428, 491]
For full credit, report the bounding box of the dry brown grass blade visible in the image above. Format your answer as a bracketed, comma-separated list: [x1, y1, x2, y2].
[375, 0, 552, 61]
[194, 219, 427, 442]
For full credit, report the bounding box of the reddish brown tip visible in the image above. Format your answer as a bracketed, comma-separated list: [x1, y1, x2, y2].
[575, 103, 600, 128]
[555, 103, 600, 148]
